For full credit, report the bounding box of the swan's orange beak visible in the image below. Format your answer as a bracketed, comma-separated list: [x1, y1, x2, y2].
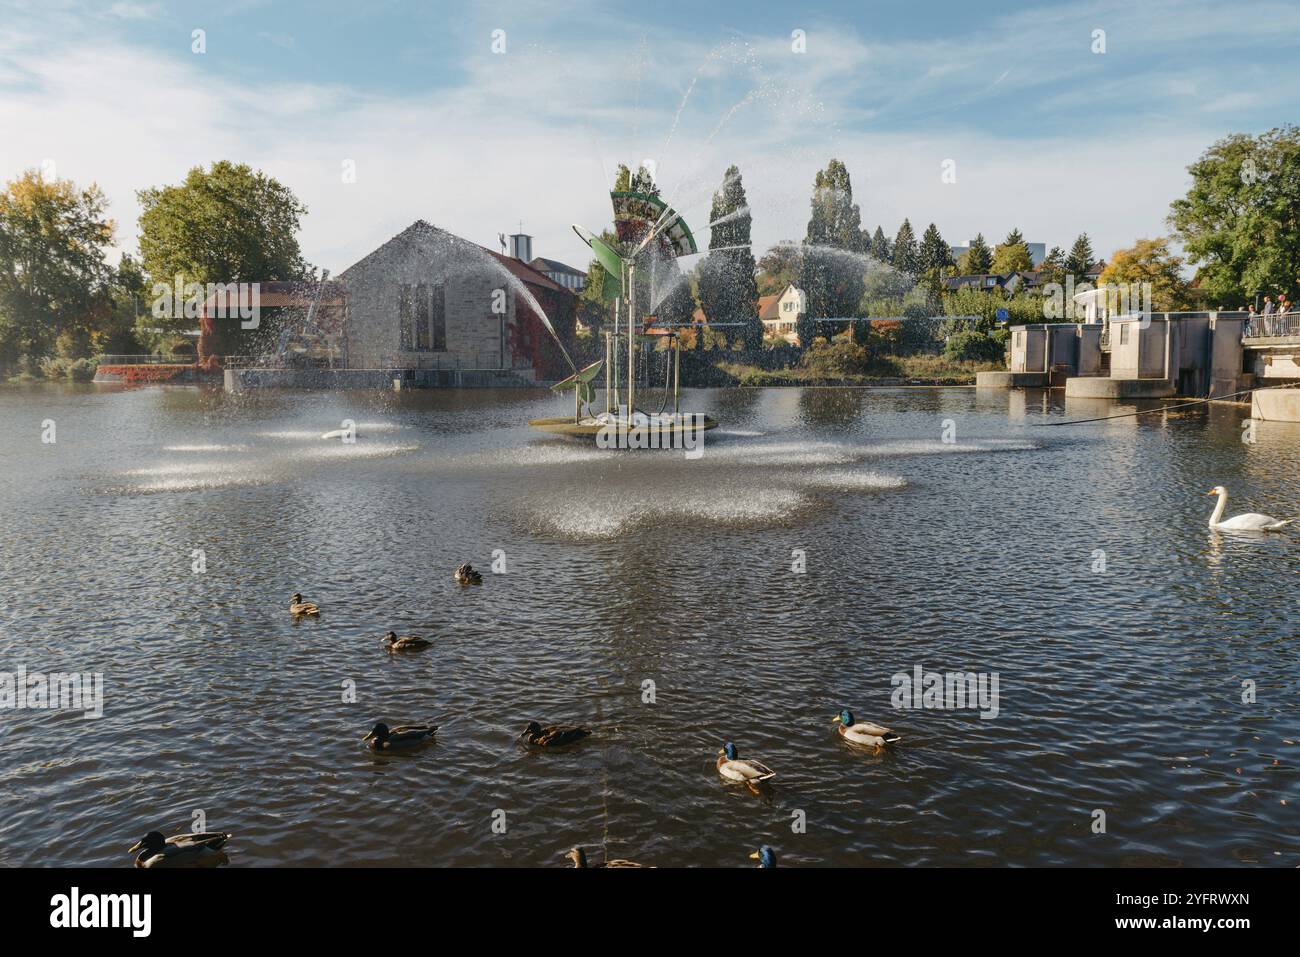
[1205, 489, 1217, 495]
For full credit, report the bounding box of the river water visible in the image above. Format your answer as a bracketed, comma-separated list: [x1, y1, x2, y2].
[0, 383, 1296, 867]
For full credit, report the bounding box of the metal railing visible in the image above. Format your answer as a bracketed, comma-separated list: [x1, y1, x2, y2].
[96, 354, 195, 365]
[224, 350, 515, 372]
[1245, 314, 1300, 339]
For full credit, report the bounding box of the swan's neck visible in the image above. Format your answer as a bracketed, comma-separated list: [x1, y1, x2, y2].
[1209, 490, 1227, 526]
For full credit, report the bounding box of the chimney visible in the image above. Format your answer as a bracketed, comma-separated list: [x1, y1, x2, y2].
[509, 233, 532, 262]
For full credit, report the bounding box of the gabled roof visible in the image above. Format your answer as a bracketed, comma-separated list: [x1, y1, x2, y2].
[529, 256, 586, 278]
[338, 220, 567, 294]
[757, 294, 780, 320]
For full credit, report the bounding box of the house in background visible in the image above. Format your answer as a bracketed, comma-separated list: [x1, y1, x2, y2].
[685, 283, 807, 346]
[941, 271, 1047, 294]
[762, 284, 805, 344]
[529, 254, 587, 292]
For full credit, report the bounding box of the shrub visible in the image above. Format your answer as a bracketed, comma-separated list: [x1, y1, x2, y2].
[38, 356, 98, 381]
[798, 340, 871, 376]
[943, 330, 1004, 362]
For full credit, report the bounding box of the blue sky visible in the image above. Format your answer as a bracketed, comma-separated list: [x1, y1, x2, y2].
[2, 0, 1298, 273]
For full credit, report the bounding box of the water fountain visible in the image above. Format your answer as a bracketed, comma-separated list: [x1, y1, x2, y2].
[527, 186, 720, 442]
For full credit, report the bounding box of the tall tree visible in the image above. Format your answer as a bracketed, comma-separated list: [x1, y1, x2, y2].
[992, 240, 1033, 274]
[137, 161, 310, 354]
[1169, 125, 1300, 303]
[891, 219, 919, 276]
[1036, 246, 1067, 288]
[917, 222, 953, 302]
[918, 223, 953, 273]
[696, 165, 761, 355]
[1064, 233, 1096, 283]
[959, 232, 993, 274]
[869, 226, 891, 263]
[797, 159, 866, 344]
[0, 169, 114, 369]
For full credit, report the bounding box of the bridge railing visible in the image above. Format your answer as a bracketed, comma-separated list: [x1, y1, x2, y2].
[1245, 314, 1300, 339]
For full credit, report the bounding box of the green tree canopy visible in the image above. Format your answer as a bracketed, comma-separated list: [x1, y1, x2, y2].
[1038, 246, 1067, 287]
[0, 169, 114, 368]
[137, 160, 310, 294]
[1097, 237, 1194, 311]
[756, 242, 801, 296]
[1064, 233, 1096, 283]
[992, 240, 1033, 273]
[891, 219, 919, 276]
[1168, 125, 1300, 303]
[869, 225, 891, 263]
[696, 165, 760, 355]
[958, 233, 993, 274]
[798, 159, 866, 344]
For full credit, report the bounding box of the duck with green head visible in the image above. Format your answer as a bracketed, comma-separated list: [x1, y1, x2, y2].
[833, 709, 900, 750]
[565, 845, 646, 868]
[129, 830, 232, 868]
[454, 563, 483, 586]
[362, 721, 438, 751]
[748, 846, 778, 868]
[381, 631, 431, 652]
[520, 721, 591, 747]
[716, 741, 776, 784]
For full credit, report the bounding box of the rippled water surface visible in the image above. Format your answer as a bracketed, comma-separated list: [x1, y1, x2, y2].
[0, 383, 1296, 867]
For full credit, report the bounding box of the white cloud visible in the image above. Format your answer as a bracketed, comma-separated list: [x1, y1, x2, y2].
[0, 0, 1293, 277]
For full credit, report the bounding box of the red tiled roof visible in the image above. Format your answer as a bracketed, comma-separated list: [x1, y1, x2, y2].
[757, 294, 780, 321]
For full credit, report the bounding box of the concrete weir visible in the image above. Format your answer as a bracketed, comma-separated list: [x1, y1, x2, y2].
[1063, 377, 1175, 399]
[1252, 387, 1300, 422]
[976, 370, 1048, 388]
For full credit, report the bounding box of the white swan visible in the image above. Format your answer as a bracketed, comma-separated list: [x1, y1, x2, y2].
[1206, 486, 1291, 532]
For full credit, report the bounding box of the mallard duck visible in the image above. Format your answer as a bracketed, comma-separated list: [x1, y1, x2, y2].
[289, 593, 319, 616]
[749, 845, 778, 868]
[520, 721, 591, 747]
[565, 846, 646, 868]
[381, 631, 431, 652]
[362, 721, 438, 751]
[833, 709, 900, 750]
[454, 563, 483, 586]
[129, 831, 231, 868]
[716, 742, 776, 783]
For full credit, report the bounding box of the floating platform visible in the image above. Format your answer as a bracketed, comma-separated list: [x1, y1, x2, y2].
[528, 412, 718, 440]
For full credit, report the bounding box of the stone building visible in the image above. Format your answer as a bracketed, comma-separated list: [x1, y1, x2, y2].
[336, 220, 573, 379]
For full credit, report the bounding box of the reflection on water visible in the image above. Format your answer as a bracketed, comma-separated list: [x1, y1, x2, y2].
[0, 382, 1296, 867]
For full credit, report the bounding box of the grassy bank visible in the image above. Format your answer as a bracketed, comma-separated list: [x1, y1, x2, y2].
[716, 354, 1002, 387]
